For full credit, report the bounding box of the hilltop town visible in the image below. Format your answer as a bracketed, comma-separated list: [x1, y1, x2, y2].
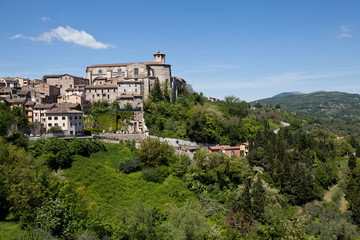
[0, 52, 186, 136]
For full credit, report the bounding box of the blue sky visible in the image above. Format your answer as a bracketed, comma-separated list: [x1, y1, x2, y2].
[1, 0, 360, 101]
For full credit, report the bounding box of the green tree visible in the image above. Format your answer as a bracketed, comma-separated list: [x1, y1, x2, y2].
[348, 154, 357, 170]
[291, 162, 316, 205]
[49, 126, 63, 133]
[139, 138, 174, 166]
[150, 78, 163, 102]
[252, 176, 266, 219]
[111, 100, 119, 109]
[11, 106, 28, 128]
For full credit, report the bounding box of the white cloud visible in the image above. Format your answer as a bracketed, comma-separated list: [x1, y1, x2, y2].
[337, 24, 352, 38]
[40, 16, 50, 22]
[10, 25, 114, 49]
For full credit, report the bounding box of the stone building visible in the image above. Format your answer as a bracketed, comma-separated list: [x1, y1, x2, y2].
[24, 101, 35, 122]
[33, 103, 56, 123]
[43, 74, 89, 96]
[86, 52, 185, 102]
[31, 82, 60, 104]
[45, 108, 84, 136]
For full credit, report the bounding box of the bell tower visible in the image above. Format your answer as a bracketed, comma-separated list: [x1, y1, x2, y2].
[153, 51, 165, 63]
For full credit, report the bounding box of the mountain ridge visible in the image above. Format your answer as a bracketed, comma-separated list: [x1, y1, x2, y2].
[253, 91, 360, 122]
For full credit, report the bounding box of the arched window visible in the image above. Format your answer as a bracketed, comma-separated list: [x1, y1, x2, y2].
[98, 70, 103, 76]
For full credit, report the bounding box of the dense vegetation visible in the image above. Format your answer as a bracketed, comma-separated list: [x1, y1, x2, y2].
[83, 100, 135, 134]
[255, 91, 360, 123]
[1, 86, 360, 238]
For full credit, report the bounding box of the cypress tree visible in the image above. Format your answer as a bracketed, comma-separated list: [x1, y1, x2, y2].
[238, 178, 252, 215]
[348, 154, 357, 170]
[150, 78, 163, 102]
[291, 162, 315, 205]
[252, 176, 266, 219]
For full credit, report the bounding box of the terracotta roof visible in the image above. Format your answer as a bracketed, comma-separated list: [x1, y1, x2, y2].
[43, 74, 86, 79]
[117, 80, 143, 84]
[34, 103, 56, 109]
[209, 146, 240, 151]
[45, 108, 83, 114]
[87, 62, 170, 68]
[6, 98, 26, 104]
[0, 88, 13, 93]
[85, 85, 117, 89]
[25, 101, 36, 106]
[55, 102, 78, 109]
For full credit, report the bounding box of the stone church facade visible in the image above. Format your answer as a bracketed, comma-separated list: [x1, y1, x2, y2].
[85, 52, 185, 101]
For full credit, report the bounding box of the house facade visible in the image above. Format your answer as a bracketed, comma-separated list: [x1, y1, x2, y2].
[43, 74, 89, 96]
[45, 108, 84, 136]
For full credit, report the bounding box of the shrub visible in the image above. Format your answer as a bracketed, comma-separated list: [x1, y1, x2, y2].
[49, 126, 63, 133]
[141, 166, 169, 183]
[119, 157, 142, 174]
[139, 138, 175, 167]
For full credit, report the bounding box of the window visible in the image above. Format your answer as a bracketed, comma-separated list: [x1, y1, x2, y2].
[129, 83, 131, 87]
[98, 70, 103, 76]
[108, 95, 110, 99]
[79, 116, 81, 119]
[92, 95, 94, 99]
[63, 123, 65, 127]
[48, 123, 52, 127]
[135, 88, 138, 92]
[118, 69, 122, 76]
[134, 68, 138, 75]
[103, 94, 106, 97]
[70, 84, 72, 88]
[48, 117, 52, 120]
[54, 117, 58, 120]
[97, 94, 100, 97]
[107, 89, 109, 92]
[124, 89, 126, 92]
[70, 131, 73, 135]
[62, 117, 65, 120]
[60, 85, 62, 88]
[118, 83, 121, 87]
[231, 150, 235, 156]
[55, 123, 58, 126]
[135, 83, 138, 87]
[70, 117, 72, 120]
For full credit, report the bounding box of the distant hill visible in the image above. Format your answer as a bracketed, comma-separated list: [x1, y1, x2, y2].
[273, 91, 303, 98]
[253, 91, 360, 122]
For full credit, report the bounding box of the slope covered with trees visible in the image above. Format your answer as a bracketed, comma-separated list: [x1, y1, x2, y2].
[254, 91, 360, 123]
[1, 87, 360, 238]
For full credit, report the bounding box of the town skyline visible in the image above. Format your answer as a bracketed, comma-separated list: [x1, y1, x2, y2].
[1, 0, 360, 101]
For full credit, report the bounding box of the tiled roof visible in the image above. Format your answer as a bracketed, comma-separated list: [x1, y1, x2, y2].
[34, 103, 56, 109]
[6, 98, 26, 103]
[85, 85, 117, 89]
[43, 74, 86, 79]
[45, 108, 83, 114]
[25, 101, 36, 106]
[87, 62, 170, 68]
[55, 102, 78, 109]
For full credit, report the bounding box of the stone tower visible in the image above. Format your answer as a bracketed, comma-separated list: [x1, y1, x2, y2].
[153, 52, 166, 63]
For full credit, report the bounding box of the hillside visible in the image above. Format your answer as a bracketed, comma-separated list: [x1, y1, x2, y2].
[254, 91, 360, 122]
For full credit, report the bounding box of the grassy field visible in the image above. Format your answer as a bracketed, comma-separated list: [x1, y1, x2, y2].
[90, 142, 134, 170]
[65, 142, 196, 218]
[0, 221, 22, 240]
